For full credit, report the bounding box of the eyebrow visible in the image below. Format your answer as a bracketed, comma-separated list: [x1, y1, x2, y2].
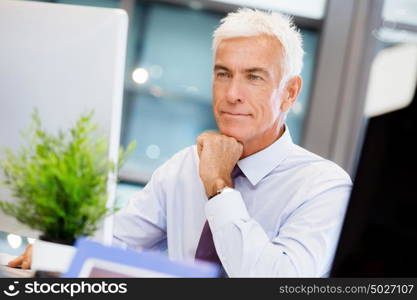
[245, 67, 270, 78]
[213, 64, 230, 72]
[214, 64, 270, 78]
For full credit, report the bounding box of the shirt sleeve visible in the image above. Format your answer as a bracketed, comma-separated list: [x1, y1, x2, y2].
[112, 166, 167, 251]
[205, 173, 352, 277]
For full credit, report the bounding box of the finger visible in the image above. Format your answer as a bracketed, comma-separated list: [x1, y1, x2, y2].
[21, 260, 30, 270]
[224, 134, 241, 145]
[196, 135, 203, 147]
[237, 140, 244, 150]
[26, 245, 33, 257]
[26, 248, 32, 267]
[197, 138, 203, 156]
[197, 134, 207, 157]
[197, 143, 202, 158]
[199, 130, 218, 141]
[8, 256, 23, 267]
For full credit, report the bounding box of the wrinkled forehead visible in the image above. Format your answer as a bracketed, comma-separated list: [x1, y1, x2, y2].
[214, 34, 284, 72]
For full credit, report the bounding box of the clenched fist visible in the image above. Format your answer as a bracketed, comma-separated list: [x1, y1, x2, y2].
[197, 131, 243, 198]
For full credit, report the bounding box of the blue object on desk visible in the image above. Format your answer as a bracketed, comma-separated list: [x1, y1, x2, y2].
[63, 238, 219, 278]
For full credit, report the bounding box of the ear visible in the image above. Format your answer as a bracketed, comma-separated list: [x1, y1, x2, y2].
[280, 76, 302, 112]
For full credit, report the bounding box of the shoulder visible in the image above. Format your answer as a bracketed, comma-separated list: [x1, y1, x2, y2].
[152, 145, 198, 180]
[161, 145, 196, 167]
[284, 144, 352, 185]
[278, 144, 352, 213]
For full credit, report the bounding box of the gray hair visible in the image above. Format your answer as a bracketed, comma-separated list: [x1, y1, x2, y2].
[212, 8, 304, 87]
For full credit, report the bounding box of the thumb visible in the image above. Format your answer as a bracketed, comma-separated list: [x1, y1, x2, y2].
[197, 136, 205, 158]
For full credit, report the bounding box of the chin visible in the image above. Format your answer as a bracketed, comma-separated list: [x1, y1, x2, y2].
[218, 124, 250, 142]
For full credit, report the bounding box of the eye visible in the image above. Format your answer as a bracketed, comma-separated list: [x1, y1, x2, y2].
[216, 72, 230, 78]
[248, 74, 262, 81]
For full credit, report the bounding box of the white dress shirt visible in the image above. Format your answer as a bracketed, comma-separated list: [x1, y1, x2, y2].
[113, 127, 352, 277]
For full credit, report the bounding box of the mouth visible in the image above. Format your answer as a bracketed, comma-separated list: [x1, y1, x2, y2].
[221, 111, 252, 118]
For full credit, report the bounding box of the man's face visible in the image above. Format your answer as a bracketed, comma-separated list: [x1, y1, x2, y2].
[212, 34, 286, 144]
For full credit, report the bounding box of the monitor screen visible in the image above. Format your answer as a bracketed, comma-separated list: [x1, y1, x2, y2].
[0, 0, 128, 245]
[331, 82, 417, 277]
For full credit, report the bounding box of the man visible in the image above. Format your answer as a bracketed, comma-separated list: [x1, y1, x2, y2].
[10, 8, 351, 277]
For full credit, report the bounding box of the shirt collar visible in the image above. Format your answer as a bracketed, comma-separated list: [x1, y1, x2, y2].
[237, 125, 294, 186]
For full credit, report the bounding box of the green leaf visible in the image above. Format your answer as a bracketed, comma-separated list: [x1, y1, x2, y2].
[0, 109, 136, 242]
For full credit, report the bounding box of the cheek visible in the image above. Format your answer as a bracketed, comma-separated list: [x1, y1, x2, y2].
[267, 90, 282, 116]
[213, 83, 225, 104]
[257, 105, 271, 124]
[212, 89, 221, 113]
[252, 90, 276, 117]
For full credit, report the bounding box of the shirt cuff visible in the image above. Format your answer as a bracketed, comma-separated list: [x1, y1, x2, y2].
[204, 188, 250, 232]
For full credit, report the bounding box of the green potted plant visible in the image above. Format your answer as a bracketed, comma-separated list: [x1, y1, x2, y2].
[0, 110, 135, 272]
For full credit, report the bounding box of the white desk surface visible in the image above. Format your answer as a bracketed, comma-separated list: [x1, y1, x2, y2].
[0, 252, 34, 278]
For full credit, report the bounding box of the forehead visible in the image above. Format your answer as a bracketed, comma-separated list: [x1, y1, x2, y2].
[214, 34, 283, 70]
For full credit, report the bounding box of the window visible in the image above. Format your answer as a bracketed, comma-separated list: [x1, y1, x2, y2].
[119, 3, 222, 183]
[211, 0, 327, 19]
[120, 1, 320, 184]
[18, 0, 323, 205]
[365, 0, 417, 117]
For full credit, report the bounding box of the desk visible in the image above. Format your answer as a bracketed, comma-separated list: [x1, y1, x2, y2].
[0, 252, 34, 278]
[0, 265, 34, 278]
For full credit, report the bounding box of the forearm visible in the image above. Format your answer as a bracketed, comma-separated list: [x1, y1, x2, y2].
[112, 167, 167, 250]
[206, 192, 298, 277]
[207, 187, 349, 277]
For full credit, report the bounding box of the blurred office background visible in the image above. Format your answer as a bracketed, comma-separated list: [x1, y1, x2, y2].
[1, 0, 417, 255]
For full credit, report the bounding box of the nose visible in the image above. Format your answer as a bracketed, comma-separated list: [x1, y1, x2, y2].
[226, 77, 244, 104]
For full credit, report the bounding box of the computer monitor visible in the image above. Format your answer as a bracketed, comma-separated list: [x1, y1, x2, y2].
[0, 0, 128, 245]
[331, 81, 417, 277]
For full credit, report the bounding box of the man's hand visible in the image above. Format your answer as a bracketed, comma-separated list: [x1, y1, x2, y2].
[8, 244, 32, 269]
[197, 131, 243, 198]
